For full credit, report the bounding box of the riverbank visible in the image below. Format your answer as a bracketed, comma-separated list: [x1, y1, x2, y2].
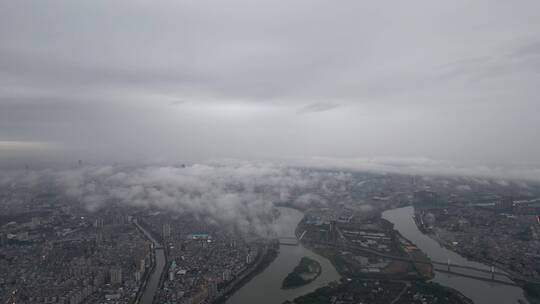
[132, 249, 154, 304]
[423, 225, 540, 303]
[215, 242, 279, 303]
[383, 206, 530, 304]
[430, 227, 527, 280]
[132, 222, 155, 304]
[132, 218, 167, 304]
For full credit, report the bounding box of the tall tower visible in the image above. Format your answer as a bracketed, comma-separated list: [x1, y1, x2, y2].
[162, 223, 172, 239]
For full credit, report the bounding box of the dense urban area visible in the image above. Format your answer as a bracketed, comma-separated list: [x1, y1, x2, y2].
[2, 165, 540, 304]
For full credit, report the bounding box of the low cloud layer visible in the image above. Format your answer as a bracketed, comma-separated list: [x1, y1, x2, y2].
[1, 162, 355, 236]
[294, 157, 540, 182]
[2, 160, 539, 237]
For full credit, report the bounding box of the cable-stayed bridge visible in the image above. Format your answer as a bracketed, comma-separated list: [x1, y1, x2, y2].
[277, 230, 307, 246]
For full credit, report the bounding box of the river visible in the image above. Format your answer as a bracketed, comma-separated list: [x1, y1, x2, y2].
[134, 219, 167, 304]
[226, 207, 341, 304]
[383, 206, 529, 304]
[140, 248, 166, 304]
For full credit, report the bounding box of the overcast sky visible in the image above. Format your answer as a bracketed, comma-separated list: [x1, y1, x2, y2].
[1, 1, 540, 172]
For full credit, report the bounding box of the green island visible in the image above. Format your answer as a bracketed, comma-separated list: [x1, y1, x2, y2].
[281, 257, 322, 289]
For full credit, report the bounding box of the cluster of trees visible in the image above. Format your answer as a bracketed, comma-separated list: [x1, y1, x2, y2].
[281, 257, 321, 289]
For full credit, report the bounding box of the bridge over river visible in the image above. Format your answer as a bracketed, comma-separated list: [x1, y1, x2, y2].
[311, 240, 540, 287]
[277, 224, 532, 286]
[278, 230, 307, 246]
[133, 219, 167, 304]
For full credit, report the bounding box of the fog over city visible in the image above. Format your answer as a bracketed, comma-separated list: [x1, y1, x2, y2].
[0, 162, 355, 236]
[1, 0, 540, 180]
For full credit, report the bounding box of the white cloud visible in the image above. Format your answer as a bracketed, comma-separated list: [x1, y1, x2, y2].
[48, 162, 353, 236]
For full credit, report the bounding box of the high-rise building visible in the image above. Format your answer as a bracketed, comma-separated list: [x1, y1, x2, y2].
[495, 197, 514, 210]
[222, 269, 232, 282]
[162, 223, 172, 239]
[207, 281, 218, 299]
[329, 220, 337, 242]
[139, 258, 146, 273]
[144, 241, 152, 255]
[94, 218, 104, 229]
[168, 259, 177, 281]
[96, 232, 103, 245]
[110, 268, 122, 285]
[93, 272, 105, 287]
[0, 233, 7, 247]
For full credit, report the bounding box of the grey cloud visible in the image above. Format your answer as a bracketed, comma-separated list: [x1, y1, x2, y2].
[437, 40, 540, 83]
[171, 100, 187, 106]
[508, 40, 540, 60]
[297, 102, 340, 114]
[0, 0, 540, 169]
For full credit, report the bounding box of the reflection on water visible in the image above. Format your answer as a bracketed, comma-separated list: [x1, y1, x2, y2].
[383, 206, 529, 304]
[227, 208, 341, 304]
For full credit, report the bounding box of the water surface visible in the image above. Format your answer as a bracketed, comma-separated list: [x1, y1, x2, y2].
[227, 207, 341, 304]
[383, 206, 529, 304]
